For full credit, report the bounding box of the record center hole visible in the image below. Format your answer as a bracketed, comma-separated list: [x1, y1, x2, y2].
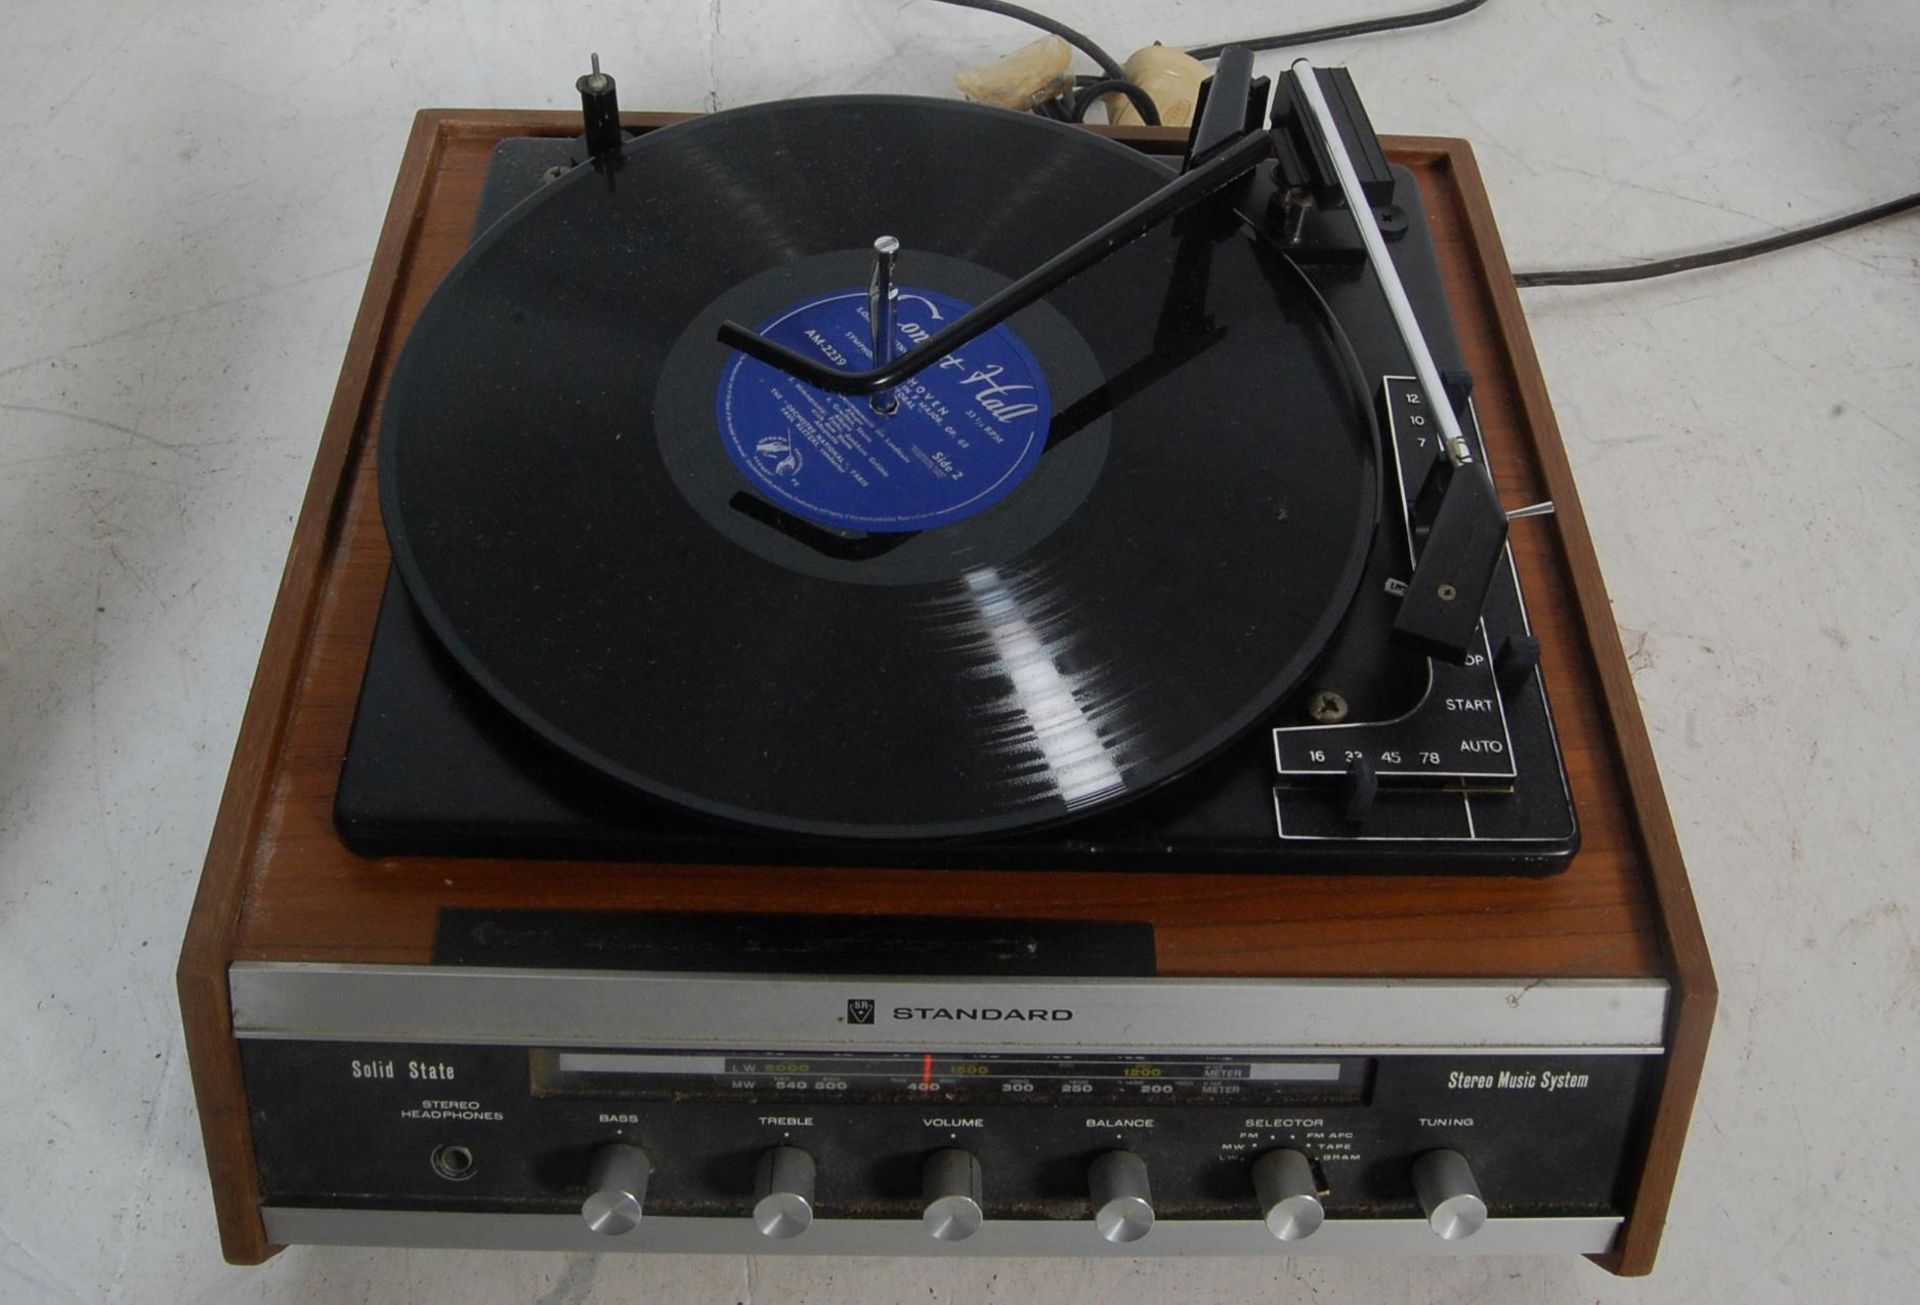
[431, 1144, 476, 1181]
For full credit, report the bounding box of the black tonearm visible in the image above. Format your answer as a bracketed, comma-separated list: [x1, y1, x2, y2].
[714, 49, 1274, 398]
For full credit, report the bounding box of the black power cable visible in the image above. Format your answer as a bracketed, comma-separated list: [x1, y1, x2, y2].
[1513, 190, 1920, 287]
[927, 0, 1125, 78]
[1068, 78, 1160, 125]
[928, 0, 1159, 124]
[925, 0, 1918, 287]
[1186, 0, 1490, 61]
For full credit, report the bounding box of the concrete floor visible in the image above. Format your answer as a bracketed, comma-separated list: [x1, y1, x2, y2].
[3, 1, 1917, 1301]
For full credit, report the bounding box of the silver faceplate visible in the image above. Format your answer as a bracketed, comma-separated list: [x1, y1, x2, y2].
[262, 1207, 1622, 1257]
[229, 963, 1667, 1054]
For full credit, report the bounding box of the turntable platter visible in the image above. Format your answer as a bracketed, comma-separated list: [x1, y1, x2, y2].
[378, 96, 1378, 838]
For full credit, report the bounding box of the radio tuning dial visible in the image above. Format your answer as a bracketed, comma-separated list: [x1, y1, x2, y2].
[580, 1143, 651, 1236]
[921, 1148, 985, 1242]
[1412, 1149, 1488, 1240]
[1088, 1151, 1155, 1244]
[1251, 1148, 1325, 1241]
[753, 1145, 817, 1239]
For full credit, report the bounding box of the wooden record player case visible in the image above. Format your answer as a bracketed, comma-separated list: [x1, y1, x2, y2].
[178, 110, 1714, 1274]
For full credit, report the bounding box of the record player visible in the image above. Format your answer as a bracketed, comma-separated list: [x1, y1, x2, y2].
[178, 55, 1714, 1275]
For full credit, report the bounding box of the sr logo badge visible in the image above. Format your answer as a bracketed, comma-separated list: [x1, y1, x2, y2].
[847, 999, 875, 1025]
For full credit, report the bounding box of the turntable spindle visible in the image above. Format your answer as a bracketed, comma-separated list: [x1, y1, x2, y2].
[869, 235, 901, 414]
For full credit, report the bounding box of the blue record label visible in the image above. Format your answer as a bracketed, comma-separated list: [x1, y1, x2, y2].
[715, 286, 1053, 532]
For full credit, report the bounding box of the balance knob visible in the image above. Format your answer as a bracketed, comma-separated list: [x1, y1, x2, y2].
[753, 1145, 816, 1239]
[922, 1148, 985, 1242]
[1412, 1149, 1487, 1241]
[1251, 1148, 1324, 1242]
[1088, 1151, 1155, 1244]
[580, 1143, 650, 1235]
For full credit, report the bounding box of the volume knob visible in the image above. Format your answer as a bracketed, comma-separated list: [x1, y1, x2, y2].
[753, 1145, 817, 1239]
[1088, 1151, 1154, 1244]
[580, 1143, 650, 1236]
[1412, 1149, 1487, 1241]
[922, 1148, 985, 1242]
[1251, 1148, 1324, 1241]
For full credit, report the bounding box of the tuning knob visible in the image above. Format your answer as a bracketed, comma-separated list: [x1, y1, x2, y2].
[1088, 1151, 1155, 1244]
[580, 1143, 650, 1235]
[921, 1148, 985, 1242]
[1412, 1149, 1487, 1240]
[1251, 1148, 1324, 1241]
[753, 1145, 817, 1239]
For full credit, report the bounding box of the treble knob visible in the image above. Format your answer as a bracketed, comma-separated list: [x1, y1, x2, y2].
[753, 1145, 817, 1239]
[1251, 1148, 1324, 1241]
[1088, 1151, 1155, 1244]
[1412, 1149, 1487, 1241]
[921, 1148, 985, 1241]
[580, 1142, 650, 1235]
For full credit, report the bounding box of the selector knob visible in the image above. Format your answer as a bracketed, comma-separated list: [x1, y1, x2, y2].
[922, 1148, 985, 1242]
[1088, 1151, 1155, 1244]
[753, 1145, 817, 1239]
[1251, 1148, 1324, 1242]
[580, 1143, 651, 1236]
[1412, 1149, 1487, 1241]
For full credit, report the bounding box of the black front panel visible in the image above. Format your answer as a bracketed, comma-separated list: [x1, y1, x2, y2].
[243, 1041, 1652, 1221]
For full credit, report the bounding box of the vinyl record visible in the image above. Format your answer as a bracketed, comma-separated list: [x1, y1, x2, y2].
[379, 96, 1378, 839]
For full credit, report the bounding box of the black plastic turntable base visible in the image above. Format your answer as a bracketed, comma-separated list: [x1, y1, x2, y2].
[334, 131, 1576, 874]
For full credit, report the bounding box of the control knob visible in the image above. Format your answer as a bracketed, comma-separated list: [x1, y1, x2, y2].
[1088, 1151, 1154, 1244]
[753, 1145, 817, 1239]
[580, 1143, 650, 1236]
[1412, 1149, 1487, 1240]
[921, 1148, 985, 1242]
[1251, 1148, 1324, 1241]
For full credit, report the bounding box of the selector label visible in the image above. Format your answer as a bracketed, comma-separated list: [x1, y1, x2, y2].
[1243, 1117, 1325, 1129]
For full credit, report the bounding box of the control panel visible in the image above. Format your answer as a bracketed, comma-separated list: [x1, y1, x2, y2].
[242, 1042, 1651, 1253]
[231, 965, 1664, 1256]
